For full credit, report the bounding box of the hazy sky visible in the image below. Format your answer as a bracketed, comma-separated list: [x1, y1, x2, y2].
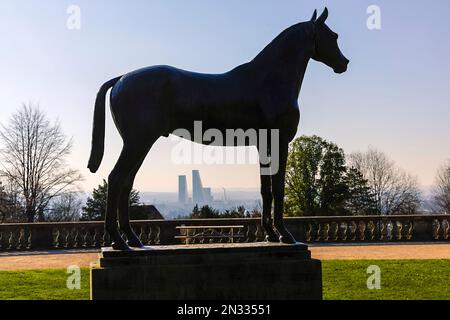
[1, 0, 449, 192]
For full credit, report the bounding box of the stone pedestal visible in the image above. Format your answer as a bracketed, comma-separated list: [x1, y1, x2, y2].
[90, 242, 322, 300]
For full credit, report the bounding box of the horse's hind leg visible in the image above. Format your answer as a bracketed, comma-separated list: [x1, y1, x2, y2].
[106, 145, 142, 250]
[117, 139, 156, 248]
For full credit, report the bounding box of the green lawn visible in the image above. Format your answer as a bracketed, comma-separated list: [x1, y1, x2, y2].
[323, 260, 450, 300]
[0, 268, 90, 300]
[0, 260, 449, 300]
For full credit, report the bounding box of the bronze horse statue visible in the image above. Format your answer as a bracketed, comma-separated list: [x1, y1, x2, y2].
[88, 8, 349, 250]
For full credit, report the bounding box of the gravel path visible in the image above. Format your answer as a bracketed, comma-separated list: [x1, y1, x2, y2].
[0, 244, 449, 271]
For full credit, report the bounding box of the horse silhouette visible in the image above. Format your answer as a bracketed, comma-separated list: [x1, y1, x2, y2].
[88, 8, 349, 250]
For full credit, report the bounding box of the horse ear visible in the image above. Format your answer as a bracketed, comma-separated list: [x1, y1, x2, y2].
[310, 10, 317, 22]
[316, 7, 328, 25]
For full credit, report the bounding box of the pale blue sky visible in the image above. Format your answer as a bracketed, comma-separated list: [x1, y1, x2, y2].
[1, 0, 449, 192]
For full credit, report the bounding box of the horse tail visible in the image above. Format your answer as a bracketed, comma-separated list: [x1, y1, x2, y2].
[88, 76, 122, 173]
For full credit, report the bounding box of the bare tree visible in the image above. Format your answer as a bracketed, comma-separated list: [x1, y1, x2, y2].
[46, 192, 83, 222]
[0, 104, 83, 222]
[433, 161, 450, 214]
[348, 148, 421, 215]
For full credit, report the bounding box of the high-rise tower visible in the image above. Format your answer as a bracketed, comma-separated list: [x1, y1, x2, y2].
[178, 175, 188, 205]
[192, 170, 204, 205]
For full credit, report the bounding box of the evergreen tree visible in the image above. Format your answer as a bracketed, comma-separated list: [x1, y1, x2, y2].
[344, 167, 377, 215]
[81, 180, 140, 221]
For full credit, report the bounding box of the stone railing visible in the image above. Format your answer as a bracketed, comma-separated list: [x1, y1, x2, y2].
[0, 214, 448, 252]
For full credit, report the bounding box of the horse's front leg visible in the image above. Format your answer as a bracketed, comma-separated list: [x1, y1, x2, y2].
[260, 164, 279, 242]
[272, 138, 297, 244]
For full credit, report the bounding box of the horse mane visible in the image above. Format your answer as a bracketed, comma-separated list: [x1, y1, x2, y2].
[251, 21, 313, 67]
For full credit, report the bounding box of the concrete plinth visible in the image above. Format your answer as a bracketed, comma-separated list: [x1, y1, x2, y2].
[90, 242, 322, 300]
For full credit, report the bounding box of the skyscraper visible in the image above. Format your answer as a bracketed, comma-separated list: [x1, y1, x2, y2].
[203, 188, 213, 203]
[192, 170, 204, 205]
[178, 175, 187, 205]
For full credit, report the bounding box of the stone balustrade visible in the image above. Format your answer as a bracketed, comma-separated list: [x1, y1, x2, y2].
[0, 214, 448, 252]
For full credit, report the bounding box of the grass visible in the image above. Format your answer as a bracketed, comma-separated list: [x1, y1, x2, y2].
[0, 268, 90, 300]
[0, 260, 449, 300]
[323, 260, 450, 300]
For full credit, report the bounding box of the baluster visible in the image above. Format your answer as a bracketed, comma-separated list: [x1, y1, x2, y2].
[315, 224, 322, 242]
[322, 223, 330, 242]
[81, 228, 87, 247]
[358, 221, 366, 241]
[23, 227, 31, 250]
[73, 228, 80, 248]
[212, 228, 217, 244]
[65, 228, 72, 248]
[199, 228, 205, 244]
[139, 226, 147, 245]
[92, 228, 100, 247]
[17, 228, 25, 250]
[217, 228, 223, 243]
[432, 219, 441, 240]
[102, 229, 107, 246]
[367, 221, 375, 241]
[208, 228, 214, 244]
[245, 225, 253, 243]
[406, 222, 414, 240]
[236, 226, 244, 243]
[379, 221, 385, 241]
[386, 221, 394, 241]
[83, 227, 92, 248]
[331, 222, 339, 242]
[147, 225, 156, 245]
[442, 220, 449, 240]
[255, 224, 264, 242]
[155, 226, 161, 244]
[396, 221, 403, 241]
[305, 224, 312, 242]
[349, 221, 357, 241]
[26, 228, 33, 250]
[193, 228, 200, 244]
[89, 228, 96, 247]
[192, 227, 198, 245]
[340, 222, 348, 241]
[25, 228, 30, 249]
[8, 231, 17, 250]
[55, 228, 62, 248]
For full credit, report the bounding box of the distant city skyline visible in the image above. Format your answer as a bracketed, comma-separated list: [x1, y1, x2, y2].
[1, 1, 449, 192]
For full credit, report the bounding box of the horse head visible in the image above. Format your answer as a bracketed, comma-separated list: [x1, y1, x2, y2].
[311, 8, 349, 74]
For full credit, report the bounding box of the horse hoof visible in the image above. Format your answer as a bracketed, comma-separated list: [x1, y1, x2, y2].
[266, 236, 279, 243]
[275, 226, 297, 244]
[112, 240, 132, 251]
[279, 234, 297, 244]
[127, 239, 145, 248]
[265, 231, 280, 243]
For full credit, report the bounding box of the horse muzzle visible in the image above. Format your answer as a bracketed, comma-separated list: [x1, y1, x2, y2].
[334, 58, 349, 74]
